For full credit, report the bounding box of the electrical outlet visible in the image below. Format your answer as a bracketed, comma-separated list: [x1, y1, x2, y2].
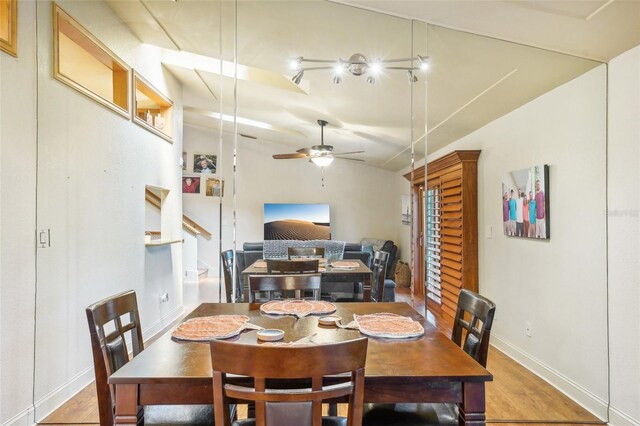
[525, 321, 532, 337]
[160, 293, 169, 303]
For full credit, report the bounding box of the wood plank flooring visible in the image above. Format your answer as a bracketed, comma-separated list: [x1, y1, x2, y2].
[39, 285, 603, 425]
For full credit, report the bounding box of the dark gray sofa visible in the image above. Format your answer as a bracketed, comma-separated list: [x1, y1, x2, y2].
[235, 242, 396, 302]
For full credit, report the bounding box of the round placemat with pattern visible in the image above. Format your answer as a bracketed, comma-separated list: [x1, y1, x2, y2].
[260, 300, 337, 318]
[172, 315, 255, 341]
[354, 312, 424, 338]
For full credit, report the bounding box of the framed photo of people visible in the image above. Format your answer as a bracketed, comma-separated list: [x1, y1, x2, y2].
[501, 165, 549, 239]
[182, 176, 201, 194]
[205, 178, 224, 197]
[193, 154, 217, 174]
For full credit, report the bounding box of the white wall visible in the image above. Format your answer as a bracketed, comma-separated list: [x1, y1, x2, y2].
[182, 124, 407, 267]
[607, 45, 640, 426]
[237, 135, 402, 246]
[30, 1, 185, 421]
[0, 0, 38, 423]
[426, 66, 609, 419]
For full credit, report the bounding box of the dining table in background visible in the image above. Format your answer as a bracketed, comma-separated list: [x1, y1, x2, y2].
[241, 258, 374, 302]
[109, 302, 492, 425]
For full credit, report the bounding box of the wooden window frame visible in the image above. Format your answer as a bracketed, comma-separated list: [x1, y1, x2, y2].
[132, 71, 174, 143]
[0, 0, 18, 57]
[52, 3, 130, 118]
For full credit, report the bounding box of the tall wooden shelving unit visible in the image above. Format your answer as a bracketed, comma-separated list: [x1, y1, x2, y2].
[407, 150, 480, 320]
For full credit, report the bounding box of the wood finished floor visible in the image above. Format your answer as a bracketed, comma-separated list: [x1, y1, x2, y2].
[39, 284, 603, 425]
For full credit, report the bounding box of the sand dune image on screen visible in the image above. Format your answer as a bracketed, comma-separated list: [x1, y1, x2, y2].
[264, 204, 330, 240]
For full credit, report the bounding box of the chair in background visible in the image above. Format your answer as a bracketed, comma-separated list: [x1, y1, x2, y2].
[248, 274, 322, 303]
[86, 290, 222, 425]
[362, 289, 496, 425]
[288, 246, 325, 259]
[370, 251, 389, 302]
[266, 259, 320, 274]
[221, 250, 243, 303]
[210, 337, 368, 426]
[334, 251, 388, 303]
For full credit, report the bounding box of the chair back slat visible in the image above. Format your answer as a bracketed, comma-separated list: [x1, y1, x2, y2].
[451, 289, 496, 367]
[221, 250, 237, 303]
[371, 251, 389, 302]
[86, 290, 144, 426]
[211, 338, 367, 426]
[248, 274, 321, 303]
[266, 259, 319, 274]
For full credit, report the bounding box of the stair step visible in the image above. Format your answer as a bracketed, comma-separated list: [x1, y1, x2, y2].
[197, 268, 208, 278]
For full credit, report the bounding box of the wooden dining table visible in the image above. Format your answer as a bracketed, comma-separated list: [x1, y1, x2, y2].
[109, 302, 492, 425]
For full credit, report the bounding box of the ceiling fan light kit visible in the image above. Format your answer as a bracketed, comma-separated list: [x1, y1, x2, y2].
[290, 53, 429, 85]
[272, 119, 365, 167]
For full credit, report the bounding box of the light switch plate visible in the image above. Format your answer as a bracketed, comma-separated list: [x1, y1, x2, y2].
[485, 225, 492, 239]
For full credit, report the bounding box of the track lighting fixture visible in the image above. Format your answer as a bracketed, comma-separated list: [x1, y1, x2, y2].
[289, 53, 428, 85]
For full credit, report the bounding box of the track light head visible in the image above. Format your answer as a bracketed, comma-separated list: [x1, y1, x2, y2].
[407, 70, 418, 84]
[292, 70, 304, 84]
[418, 55, 430, 71]
[289, 56, 303, 70]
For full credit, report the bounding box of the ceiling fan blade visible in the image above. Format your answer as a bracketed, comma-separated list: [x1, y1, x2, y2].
[332, 151, 365, 156]
[273, 153, 309, 159]
[335, 156, 365, 162]
[296, 148, 313, 155]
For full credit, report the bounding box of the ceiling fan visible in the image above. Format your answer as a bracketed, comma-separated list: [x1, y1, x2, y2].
[272, 120, 365, 167]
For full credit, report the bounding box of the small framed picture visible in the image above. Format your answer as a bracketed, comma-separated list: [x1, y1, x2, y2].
[182, 176, 200, 194]
[182, 152, 187, 170]
[193, 154, 216, 174]
[206, 178, 224, 197]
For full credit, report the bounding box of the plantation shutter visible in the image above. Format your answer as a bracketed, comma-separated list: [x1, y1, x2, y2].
[426, 151, 480, 320]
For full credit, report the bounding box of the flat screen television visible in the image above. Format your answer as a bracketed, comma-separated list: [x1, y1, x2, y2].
[263, 203, 330, 240]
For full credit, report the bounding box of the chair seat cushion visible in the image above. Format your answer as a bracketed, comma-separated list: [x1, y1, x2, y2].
[234, 416, 346, 426]
[362, 403, 457, 426]
[144, 404, 214, 425]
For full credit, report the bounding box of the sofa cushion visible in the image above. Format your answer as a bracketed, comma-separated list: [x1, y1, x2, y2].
[243, 242, 264, 251]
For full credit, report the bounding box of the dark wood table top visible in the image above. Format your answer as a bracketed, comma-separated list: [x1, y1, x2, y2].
[242, 259, 373, 276]
[110, 302, 491, 386]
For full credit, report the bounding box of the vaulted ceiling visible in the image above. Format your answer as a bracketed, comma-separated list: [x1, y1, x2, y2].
[105, 0, 637, 171]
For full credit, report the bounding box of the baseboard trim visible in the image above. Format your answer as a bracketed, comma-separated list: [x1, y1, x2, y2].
[32, 304, 184, 423]
[492, 335, 608, 421]
[1, 406, 35, 426]
[609, 405, 640, 426]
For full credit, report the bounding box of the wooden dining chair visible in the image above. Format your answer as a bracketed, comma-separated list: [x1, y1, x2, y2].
[361, 289, 496, 426]
[334, 251, 387, 303]
[248, 274, 322, 302]
[210, 337, 368, 426]
[86, 290, 225, 425]
[370, 251, 389, 303]
[266, 258, 320, 274]
[288, 246, 325, 259]
[221, 249, 242, 303]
